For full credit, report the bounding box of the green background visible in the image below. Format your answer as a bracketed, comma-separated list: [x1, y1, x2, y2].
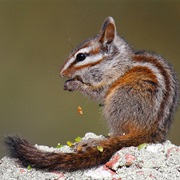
[0, 0, 180, 158]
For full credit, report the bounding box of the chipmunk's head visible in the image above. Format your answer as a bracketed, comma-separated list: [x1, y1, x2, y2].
[60, 17, 132, 91]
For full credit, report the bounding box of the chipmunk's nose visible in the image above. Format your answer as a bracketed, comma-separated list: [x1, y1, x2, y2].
[60, 70, 64, 77]
[60, 68, 71, 78]
[60, 68, 65, 77]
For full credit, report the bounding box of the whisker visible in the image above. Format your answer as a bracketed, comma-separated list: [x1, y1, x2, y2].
[68, 38, 74, 51]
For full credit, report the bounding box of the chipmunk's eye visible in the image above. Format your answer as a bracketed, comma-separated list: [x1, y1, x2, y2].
[76, 53, 87, 62]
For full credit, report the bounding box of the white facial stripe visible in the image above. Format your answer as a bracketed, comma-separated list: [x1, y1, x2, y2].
[62, 57, 75, 72]
[74, 46, 92, 57]
[74, 54, 103, 67]
[61, 47, 92, 72]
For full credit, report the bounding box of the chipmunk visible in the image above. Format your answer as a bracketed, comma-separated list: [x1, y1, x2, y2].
[5, 17, 178, 172]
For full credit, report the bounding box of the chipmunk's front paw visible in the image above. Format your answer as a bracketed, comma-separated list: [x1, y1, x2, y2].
[64, 79, 82, 91]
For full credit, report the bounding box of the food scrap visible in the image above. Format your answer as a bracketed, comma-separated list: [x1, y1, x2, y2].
[77, 106, 83, 115]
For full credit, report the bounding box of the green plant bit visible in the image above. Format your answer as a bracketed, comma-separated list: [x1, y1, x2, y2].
[97, 146, 104, 152]
[27, 165, 32, 170]
[56, 143, 63, 148]
[138, 143, 148, 150]
[75, 136, 82, 143]
[67, 141, 73, 147]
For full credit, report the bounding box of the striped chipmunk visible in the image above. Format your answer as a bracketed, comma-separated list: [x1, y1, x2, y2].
[5, 17, 178, 171]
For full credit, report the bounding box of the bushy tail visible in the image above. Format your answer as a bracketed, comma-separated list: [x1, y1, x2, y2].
[4, 132, 162, 172]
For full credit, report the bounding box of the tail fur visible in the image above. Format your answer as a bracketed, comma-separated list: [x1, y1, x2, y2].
[4, 132, 162, 172]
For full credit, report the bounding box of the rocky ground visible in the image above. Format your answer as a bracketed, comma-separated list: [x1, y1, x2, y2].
[0, 132, 180, 180]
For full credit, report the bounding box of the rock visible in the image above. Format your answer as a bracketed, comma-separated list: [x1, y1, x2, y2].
[0, 133, 180, 180]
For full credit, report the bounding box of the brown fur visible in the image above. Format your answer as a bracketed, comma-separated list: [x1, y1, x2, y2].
[106, 66, 158, 99]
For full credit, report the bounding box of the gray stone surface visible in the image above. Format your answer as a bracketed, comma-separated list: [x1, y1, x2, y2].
[0, 133, 180, 180]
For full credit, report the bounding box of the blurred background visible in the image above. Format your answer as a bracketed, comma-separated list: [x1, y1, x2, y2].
[0, 0, 180, 158]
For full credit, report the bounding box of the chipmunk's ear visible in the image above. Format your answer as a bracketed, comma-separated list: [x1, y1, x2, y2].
[99, 17, 116, 45]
